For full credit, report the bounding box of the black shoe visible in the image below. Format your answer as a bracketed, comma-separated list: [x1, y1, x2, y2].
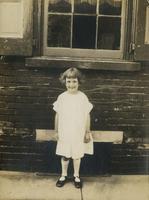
[73, 177, 82, 189]
[56, 176, 67, 187]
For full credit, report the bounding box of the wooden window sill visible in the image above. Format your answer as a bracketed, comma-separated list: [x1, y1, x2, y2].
[25, 56, 141, 71]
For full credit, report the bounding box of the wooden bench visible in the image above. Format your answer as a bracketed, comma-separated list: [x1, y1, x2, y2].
[36, 130, 123, 144]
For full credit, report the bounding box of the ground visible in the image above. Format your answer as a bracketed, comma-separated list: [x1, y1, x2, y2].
[0, 171, 149, 200]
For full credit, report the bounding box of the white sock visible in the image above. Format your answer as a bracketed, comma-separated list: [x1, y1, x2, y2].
[74, 176, 81, 182]
[59, 176, 66, 181]
[73, 158, 81, 178]
[61, 157, 69, 177]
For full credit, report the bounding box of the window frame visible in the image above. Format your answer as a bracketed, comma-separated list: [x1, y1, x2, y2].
[43, 0, 127, 59]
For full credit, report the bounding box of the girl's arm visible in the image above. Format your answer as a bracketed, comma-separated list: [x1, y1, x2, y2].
[84, 114, 91, 143]
[54, 113, 59, 140]
[54, 113, 58, 132]
[86, 113, 91, 133]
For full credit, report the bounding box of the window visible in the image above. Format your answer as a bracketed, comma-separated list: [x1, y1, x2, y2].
[0, 0, 148, 64]
[0, 0, 23, 38]
[43, 0, 126, 59]
[0, 0, 33, 56]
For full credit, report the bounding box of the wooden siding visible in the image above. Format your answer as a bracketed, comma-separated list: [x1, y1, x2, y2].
[0, 59, 149, 174]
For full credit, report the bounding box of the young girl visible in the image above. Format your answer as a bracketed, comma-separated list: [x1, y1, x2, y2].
[53, 67, 93, 188]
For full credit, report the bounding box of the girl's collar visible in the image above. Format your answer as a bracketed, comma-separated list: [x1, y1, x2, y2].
[66, 90, 80, 95]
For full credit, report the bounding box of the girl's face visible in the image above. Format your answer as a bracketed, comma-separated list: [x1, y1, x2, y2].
[65, 77, 79, 94]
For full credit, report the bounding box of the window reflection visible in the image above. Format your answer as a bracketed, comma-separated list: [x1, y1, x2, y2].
[74, 0, 97, 14]
[48, 0, 71, 12]
[99, 0, 121, 15]
[47, 15, 71, 47]
[72, 16, 96, 48]
[97, 17, 121, 49]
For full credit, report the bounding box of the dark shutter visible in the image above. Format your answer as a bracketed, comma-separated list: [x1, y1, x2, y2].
[134, 0, 149, 61]
[0, 0, 33, 56]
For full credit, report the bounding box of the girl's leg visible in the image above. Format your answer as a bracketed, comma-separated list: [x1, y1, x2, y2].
[56, 157, 69, 187]
[61, 156, 69, 178]
[73, 158, 82, 188]
[73, 158, 81, 178]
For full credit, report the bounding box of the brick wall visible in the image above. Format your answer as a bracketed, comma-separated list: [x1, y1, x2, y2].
[0, 58, 149, 174]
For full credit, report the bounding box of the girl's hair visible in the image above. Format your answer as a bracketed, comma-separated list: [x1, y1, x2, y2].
[59, 67, 84, 84]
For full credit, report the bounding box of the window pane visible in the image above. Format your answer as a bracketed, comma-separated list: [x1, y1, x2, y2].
[48, 0, 71, 12]
[72, 15, 96, 49]
[47, 15, 71, 47]
[97, 17, 121, 50]
[99, 0, 122, 15]
[74, 0, 97, 14]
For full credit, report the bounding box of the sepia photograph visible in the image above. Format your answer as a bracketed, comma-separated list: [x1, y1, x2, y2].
[0, 0, 149, 199]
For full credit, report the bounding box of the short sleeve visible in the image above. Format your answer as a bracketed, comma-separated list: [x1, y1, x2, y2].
[53, 101, 58, 112]
[53, 96, 60, 112]
[87, 101, 93, 113]
[84, 95, 93, 114]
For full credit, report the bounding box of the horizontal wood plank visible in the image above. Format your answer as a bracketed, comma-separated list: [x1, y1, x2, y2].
[36, 129, 123, 144]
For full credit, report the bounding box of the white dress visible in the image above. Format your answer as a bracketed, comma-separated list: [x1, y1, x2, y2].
[53, 91, 93, 159]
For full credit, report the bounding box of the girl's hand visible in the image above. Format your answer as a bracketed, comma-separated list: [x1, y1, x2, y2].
[84, 132, 91, 143]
